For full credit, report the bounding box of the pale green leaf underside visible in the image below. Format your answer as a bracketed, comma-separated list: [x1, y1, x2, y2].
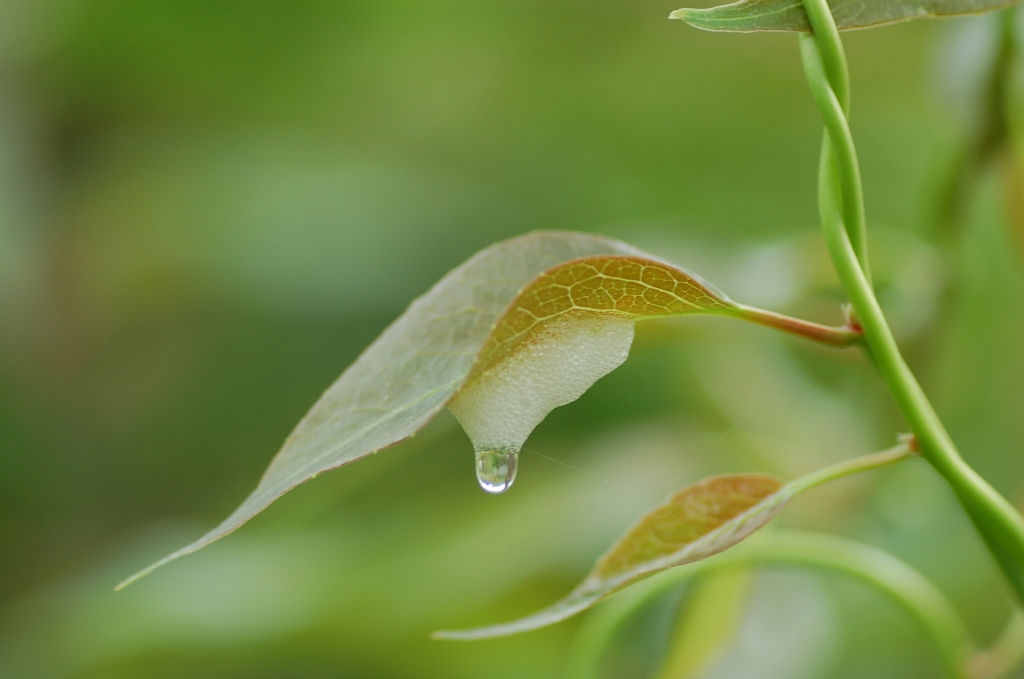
[118, 231, 681, 588]
[671, 0, 1022, 32]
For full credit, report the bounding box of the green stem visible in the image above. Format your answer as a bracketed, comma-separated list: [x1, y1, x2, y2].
[785, 438, 912, 493]
[798, 7, 1024, 604]
[569, 531, 973, 679]
[799, 0, 870, 283]
[799, 0, 848, 111]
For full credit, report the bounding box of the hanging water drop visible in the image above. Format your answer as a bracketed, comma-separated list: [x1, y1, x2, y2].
[449, 313, 635, 495]
[475, 448, 519, 494]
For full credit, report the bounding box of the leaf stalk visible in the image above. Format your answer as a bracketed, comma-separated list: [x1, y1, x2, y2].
[730, 304, 862, 347]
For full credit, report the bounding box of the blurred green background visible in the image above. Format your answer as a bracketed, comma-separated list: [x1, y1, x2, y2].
[1, 1, 1023, 677]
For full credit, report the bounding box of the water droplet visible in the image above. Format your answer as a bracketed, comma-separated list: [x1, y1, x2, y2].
[475, 448, 519, 494]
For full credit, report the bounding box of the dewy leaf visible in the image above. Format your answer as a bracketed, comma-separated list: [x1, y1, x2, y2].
[117, 231, 737, 588]
[434, 443, 912, 640]
[118, 231, 854, 589]
[448, 256, 735, 493]
[671, 0, 1023, 32]
[435, 474, 787, 640]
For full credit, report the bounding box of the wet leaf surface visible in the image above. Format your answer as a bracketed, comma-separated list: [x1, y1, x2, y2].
[119, 232, 737, 587]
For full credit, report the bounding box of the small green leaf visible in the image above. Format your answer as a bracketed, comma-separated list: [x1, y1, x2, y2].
[434, 474, 788, 640]
[434, 444, 912, 640]
[671, 0, 1022, 32]
[571, 530, 972, 677]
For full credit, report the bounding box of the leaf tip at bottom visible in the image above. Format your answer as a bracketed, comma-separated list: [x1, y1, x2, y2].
[431, 628, 491, 642]
[114, 534, 212, 590]
[114, 562, 160, 591]
[432, 594, 601, 641]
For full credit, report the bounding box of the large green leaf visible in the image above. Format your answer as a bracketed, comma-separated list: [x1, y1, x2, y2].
[118, 231, 853, 589]
[117, 231, 748, 588]
[671, 0, 1022, 32]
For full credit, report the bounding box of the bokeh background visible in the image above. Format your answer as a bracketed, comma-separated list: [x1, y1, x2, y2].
[1, 1, 1023, 678]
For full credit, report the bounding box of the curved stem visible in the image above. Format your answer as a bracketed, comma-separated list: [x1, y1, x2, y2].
[786, 438, 913, 493]
[569, 531, 974, 679]
[798, 10, 1024, 604]
[800, 0, 849, 111]
[798, 14, 870, 284]
[728, 304, 861, 347]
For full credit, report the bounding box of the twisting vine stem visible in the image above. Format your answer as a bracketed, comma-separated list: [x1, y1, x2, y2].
[799, 0, 869, 283]
[799, 0, 1024, 605]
